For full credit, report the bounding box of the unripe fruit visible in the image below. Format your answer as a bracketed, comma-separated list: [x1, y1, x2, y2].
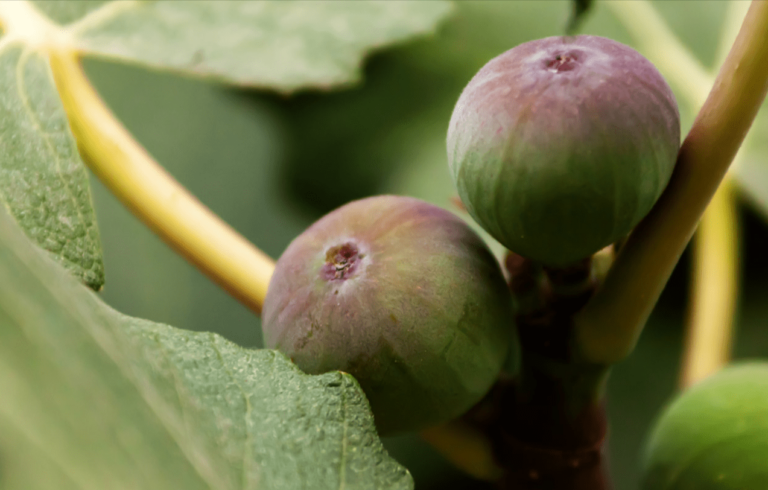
[447, 35, 680, 266]
[642, 363, 768, 489]
[262, 195, 514, 434]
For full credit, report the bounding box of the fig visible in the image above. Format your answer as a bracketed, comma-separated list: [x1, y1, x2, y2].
[642, 363, 768, 489]
[262, 195, 514, 434]
[447, 35, 680, 266]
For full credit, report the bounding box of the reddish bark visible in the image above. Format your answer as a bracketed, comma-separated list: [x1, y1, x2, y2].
[476, 253, 614, 489]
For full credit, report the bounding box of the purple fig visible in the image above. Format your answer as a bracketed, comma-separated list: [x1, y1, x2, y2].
[262, 195, 514, 434]
[447, 35, 680, 266]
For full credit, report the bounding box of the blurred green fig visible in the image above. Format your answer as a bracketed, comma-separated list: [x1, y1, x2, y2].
[447, 35, 680, 266]
[642, 363, 768, 489]
[262, 195, 515, 434]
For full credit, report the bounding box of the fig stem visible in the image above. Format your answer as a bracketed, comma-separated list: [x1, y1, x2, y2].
[680, 1, 747, 388]
[495, 297, 613, 489]
[609, 0, 745, 387]
[575, 0, 768, 365]
[48, 48, 276, 314]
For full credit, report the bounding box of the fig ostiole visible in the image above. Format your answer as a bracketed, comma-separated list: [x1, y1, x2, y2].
[262, 195, 515, 435]
[642, 363, 768, 489]
[447, 35, 681, 266]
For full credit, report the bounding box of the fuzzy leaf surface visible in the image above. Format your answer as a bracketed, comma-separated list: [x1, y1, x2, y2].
[0, 42, 103, 288]
[0, 207, 412, 490]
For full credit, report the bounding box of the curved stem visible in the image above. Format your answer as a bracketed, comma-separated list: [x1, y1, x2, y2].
[49, 48, 275, 314]
[681, 179, 739, 387]
[680, 1, 748, 388]
[575, 0, 768, 364]
[608, 0, 746, 387]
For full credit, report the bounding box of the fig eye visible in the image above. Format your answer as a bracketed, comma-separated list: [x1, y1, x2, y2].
[321, 242, 360, 281]
[546, 53, 579, 72]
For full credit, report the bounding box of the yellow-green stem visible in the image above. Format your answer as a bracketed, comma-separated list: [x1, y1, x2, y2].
[679, 1, 748, 388]
[575, 0, 768, 364]
[426, 1, 750, 475]
[607, 0, 746, 386]
[681, 180, 739, 387]
[49, 48, 275, 313]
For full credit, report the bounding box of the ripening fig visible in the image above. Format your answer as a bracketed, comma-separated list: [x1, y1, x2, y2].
[642, 363, 768, 489]
[262, 195, 514, 435]
[447, 35, 680, 266]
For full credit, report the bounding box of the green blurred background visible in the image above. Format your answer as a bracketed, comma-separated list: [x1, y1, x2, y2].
[82, 1, 768, 489]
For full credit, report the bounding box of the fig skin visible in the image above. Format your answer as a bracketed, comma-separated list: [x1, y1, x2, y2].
[447, 35, 680, 266]
[262, 195, 514, 435]
[642, 363, 768, 489]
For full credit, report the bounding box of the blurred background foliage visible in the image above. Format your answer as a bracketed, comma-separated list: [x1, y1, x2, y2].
[83, 1, 768, 489]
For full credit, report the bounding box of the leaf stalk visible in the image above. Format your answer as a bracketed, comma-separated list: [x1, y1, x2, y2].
[679, 1, 748, 388]
[574, 0, 768, 364]
[606, 0, 746, 387]
[48, 48, 275, 314]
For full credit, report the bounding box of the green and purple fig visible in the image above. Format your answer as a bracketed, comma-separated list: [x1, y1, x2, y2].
[642, 363, 768, 489]
[262, 195, 514, 434]
[447, 35, 680, 266]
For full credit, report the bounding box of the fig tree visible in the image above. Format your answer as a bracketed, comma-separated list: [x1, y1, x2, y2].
[447, 35, 680, 266]
[262, 195, 514, 434]
[642, 363, 768, 489]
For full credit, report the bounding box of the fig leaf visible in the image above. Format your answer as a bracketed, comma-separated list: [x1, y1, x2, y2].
[0, 0, 452, 289]
[0, 206, 412, 490]
[34, 0, 453, 92]
[0, 43, 104, 289]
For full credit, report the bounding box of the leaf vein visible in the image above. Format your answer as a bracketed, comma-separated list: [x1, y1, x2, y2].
[65, 0, 145, 36]
[0, 408, 87, 489]
[210, 334, 257, 490]
[338, 378, 348, 490]
[16, 47, 95, 263]
[152, 331, 196, 454]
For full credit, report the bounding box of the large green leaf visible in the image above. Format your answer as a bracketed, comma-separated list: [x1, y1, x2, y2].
[0, 206, 412, 490]
[0, 42, 103, 288]
[37, 0, 452, 92]
[0, 0, 451, 288]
